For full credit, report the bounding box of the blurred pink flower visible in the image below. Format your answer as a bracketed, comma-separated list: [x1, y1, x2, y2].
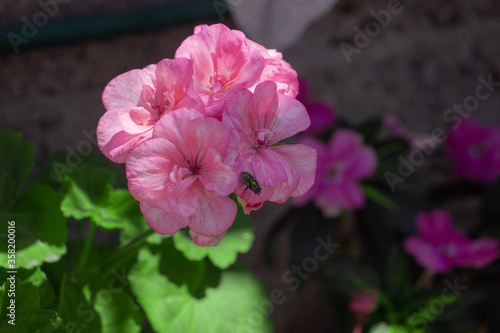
[126, 108, 238, 240]
[404, 209, 499, 273]
[382, 113, 419, 145]
[349, 289, 378, 315]
[445, 118, 500, 183]
[296, 78, 336, 135]
[175, 24, 266, 118]
[97, 58, 203, 163]
[222, 81, 317, 213]
[295, 129, 377, 217]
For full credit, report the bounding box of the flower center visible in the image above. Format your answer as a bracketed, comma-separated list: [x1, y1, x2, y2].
[440, 244, 456, 257]
[142, 85, 175, 116]
[468, 143, 486, 157]
[325, 164, 342, 181]
[254, 129, 271, 149]
[209, 73, 228, 97]
[187, 160, 200, 175]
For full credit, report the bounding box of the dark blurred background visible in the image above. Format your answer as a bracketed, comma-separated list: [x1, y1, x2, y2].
[1, 0, 500, 331]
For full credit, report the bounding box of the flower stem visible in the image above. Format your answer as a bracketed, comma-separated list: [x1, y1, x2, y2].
[99, 229, 156, 270]
[416, 269, 435, 288]
[353, 322, 363, 333]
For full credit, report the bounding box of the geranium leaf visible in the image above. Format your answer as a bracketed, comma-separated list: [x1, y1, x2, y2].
[94, 289, 142, 333]
[173, 206, 254, 269]
[56, 274, 102, 333]
[129, 247, 273, 333]
[0, 128, 34, 213]
[92, 189, 146, 231]
[0, 184, 67, 269]
[0, 279, 63, 332]
[60, 165, 115, 220]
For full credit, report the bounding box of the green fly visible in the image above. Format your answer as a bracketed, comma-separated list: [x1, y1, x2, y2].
[240, 171, 261, 195]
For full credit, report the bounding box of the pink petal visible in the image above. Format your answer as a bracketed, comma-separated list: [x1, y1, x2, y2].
[327, 129, 365, 162]
[155, 58, 192, 103]
[315, 181, 365, 216]
[416, 210, 456, 246]
[140, 202, 188, 235]
[271, 143, 317, 198]
[198, 148, 238, 195]
[166, 178, 202, 218]
[303, 102, 336, 135]
[152, 107, 205, 144]
[118, 107, 157, 135]
[246, 39, 299, 97]
[349, 290, 378, 314]
[251, 149, 288, 187]
[102, 68, 154, 110]
[188, 193, 237, 237]
[175, 23, 265, 108]
[342, 145, 378, 180]
[127, 156, 171, 204]
[97, 108, 153, 163]
[190, 229, 225, 247]
[454, 237, 499, 269]
[183, 117, 234, 162]
[403, 237, 453, 273]
[237, 196, 264, 215]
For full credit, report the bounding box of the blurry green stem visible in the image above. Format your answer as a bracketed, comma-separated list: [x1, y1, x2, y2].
[75, 220, 96, 274]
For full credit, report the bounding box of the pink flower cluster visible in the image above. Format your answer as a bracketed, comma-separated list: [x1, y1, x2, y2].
[404, 209, 498, 273]
[295, 129, 377, 217]
[96, 24, 317, 246]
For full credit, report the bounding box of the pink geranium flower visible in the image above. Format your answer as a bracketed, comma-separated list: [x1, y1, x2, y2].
[175, 24, 266, 118]
[296, 78, 336, 135]
[295, 129, 377, 217]
[404, 209, 499, 273]
[245, 39, 299, 97]
[126, 108, 238, 240]
[222, 81, 317, 213]
[97, 58, 202, 163]
[349, 290, 378, 315]
[445, 118, 500, 183]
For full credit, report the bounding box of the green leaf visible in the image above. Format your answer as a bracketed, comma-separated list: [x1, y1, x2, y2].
[0, 184, 67, 269]
[60, 165, 115, 220]
[0, 279, 63, 332]
[154, 239, 221, 299]
[57, 274, 102, 333]
[94, 289, 142, 333]
[173, 206, 254, 269]
[0, 128, 35, 212]
[92, 189, 145, 231]
[129, 247, 273, 333]
[0, 266, 57, 310]
[362, 183, 399, 212]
